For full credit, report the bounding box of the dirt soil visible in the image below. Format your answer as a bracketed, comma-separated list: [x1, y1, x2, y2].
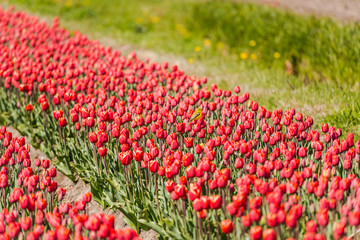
[7, 126, 158, 240]
[244, 0, 360, 22]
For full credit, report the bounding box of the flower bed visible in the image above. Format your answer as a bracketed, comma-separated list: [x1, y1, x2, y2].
[0, 6, 359, 240]
[0, 127, 141, 240]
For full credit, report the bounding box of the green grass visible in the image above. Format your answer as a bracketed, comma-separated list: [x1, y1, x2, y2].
[323, 102, 360, 139]
[2, 0, 360, 135]
[6, 0, 360, 85]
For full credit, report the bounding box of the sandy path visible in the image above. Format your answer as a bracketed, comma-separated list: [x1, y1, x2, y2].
[7, 126, 158, 240]
[243, 0, 360, 22]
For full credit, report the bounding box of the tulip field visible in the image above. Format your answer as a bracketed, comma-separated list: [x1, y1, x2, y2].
[0, 125, 141, 239]
[1, 6, 360, 240]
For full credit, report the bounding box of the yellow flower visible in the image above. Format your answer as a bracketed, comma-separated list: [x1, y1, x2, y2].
[250, 53, 257, 60]
[65, 0, 73, 7]
[240, 52, 248, 60]
[217, 42, 225, 49]
[274, 52, 281, 59]
[249, 40, 256, 47]
[204, 39, 211, 47]
[151, 17, 160, 23]
[194, 46, 201, 52]
[188, 58, 194, 64]
[135, 18, 143, 24]
[176, 24, 189, 37]
[180, 29, 188, 34]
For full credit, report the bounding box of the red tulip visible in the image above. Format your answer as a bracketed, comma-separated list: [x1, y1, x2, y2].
[306, 220, 317, 233]
[263, 229, 276, 240]
[44, 230, 56, 240]
[33, 225, 44, 238]
[220, 219, 234, 234]
[53, 110, 64, 120]
[20, 195, 29, 209]
[97, 223, 110, 238]
[149, 160, 159, 173]
[193, 198, 203, 212]
[118, 151, 132, 166]
[25, 104, 34, 112]
[75, 201, 86, 211]
[82, 193, 92, 203]
[303, 232, 316, 240]
[209, 195, 222, 209]
[227, 202, 238, 216]
[349, 211, 360, 226]
[277, 209, 286, 224]
[20, 217, 32, 231]
[188, 186, 201, 202]
[250, 226, 262, 240]
[85, 216, 101, 231]
[55, 226, 70, 240]
[316, 209, 329, 226]
[7, 222, 20, 238]
[46, 212, 61, 228]
[98, 147, 107, 156]
[321, 123, 329, 133]
[241, 215, 252, 227]
[267, 213, 278, 227]
[333, 222, 345, 240]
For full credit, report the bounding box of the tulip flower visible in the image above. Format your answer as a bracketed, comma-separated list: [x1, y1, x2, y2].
[220, 219, 234, 234]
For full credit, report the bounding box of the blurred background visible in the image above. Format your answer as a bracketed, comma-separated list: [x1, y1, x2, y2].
[2, 0, 360, 135]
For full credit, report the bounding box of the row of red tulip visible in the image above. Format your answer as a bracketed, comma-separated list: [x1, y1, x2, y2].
[0, 6, 359, 240]
[0, 126, 142, 240]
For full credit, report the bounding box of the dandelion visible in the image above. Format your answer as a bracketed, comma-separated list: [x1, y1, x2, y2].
[135, 18, 143, 24]
[204, 39, 211, 47]
[250, 53, 257, 60]
[194, 46, 201, 52]
[240, 52, 248, 60]
[82, 0, 90, 6]
[176, 24, 189, 37]
[151, 17, 159, 24]
[274, 52, 281, 59]
[249, 40, 256, 47]
[188, 58, 194, 64]
[65, 0, 73, 7]
[181, 30, 189, 37]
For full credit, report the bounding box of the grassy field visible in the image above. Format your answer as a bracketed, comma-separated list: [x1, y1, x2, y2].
[3, 0, 360, 136]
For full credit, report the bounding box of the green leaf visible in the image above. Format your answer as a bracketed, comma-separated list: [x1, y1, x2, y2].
[137, 219, 183, 239]
[161, 218, 174, 228]
[0, 112, 10, 124]
[105, 178, 126, 196]
[90, 181, 106, 208]
[55, 160, 76, 182]
[139, 208, 149, 221]
[123, 215, 137, 230]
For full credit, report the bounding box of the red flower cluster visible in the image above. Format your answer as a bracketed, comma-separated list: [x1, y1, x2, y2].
[0, 127, 141, 240]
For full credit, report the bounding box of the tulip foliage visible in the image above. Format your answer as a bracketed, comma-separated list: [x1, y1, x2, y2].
[0, 127, 142, 240]
[1, 6, 360, 240]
